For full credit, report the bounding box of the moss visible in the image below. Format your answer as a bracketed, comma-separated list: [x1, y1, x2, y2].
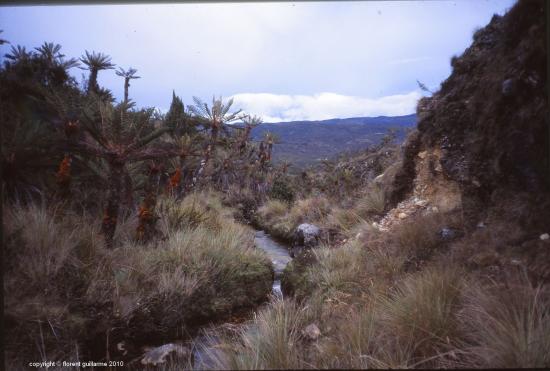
[281, 250, 317, 299]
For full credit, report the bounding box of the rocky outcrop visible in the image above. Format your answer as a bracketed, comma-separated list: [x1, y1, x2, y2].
[388, 0, 548, 229]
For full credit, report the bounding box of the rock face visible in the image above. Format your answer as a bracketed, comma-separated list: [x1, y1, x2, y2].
[290, 223, 321, 258]
[388, 0, 548, 229]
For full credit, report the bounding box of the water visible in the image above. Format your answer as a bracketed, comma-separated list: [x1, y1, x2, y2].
[192, 230, 292, 368]
[253, 230, 292, 297]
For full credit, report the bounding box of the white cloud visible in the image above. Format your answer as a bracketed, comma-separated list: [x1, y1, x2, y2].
[230, 91, 422, 122]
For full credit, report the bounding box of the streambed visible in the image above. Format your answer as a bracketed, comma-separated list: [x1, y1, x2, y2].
[191, 230, 292, 368]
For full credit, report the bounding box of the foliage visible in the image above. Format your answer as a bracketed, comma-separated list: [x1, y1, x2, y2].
[269, 176, 295, 204]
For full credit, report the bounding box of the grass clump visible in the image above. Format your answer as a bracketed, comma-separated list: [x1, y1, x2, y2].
[355, 184, 386, 217]
[4, 191, 274, 365]
[195, 298, 312, 370]
[459, 276, 550, 368]
[256, 195, 331, 241]
[376, 266, 465, 363]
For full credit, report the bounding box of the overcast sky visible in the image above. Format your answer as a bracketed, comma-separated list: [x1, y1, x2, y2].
[1, 0, 516, 122]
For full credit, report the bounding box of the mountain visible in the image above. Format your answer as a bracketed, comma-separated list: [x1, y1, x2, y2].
[251, 114, 417, 169]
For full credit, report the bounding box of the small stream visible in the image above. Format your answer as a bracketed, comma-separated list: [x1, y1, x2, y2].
[254, 230, 292, 297]
[191, 230, 292, 368]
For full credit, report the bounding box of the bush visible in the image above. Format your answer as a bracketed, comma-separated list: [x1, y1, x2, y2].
[269, 176, 295, 204]
[4, 192, 274, 366]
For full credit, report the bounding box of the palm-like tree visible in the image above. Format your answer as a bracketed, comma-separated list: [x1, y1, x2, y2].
[80, 50, 115, 94]
[115, 67, 140, 102]
[188, 96, 242, 145]
[62, 100, 177, 248]
[35, 42, 80, 70]
[0, 30, 8, 45]
[188, 96, 242, 187]
[5, 45, 30, 62]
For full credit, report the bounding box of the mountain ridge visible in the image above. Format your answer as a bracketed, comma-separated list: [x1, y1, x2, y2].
[250, 113, 417, 168]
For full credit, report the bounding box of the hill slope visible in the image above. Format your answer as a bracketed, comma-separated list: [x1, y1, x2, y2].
[251, 114, 416, 168]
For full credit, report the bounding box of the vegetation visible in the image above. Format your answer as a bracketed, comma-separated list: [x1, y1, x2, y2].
[3, 1, 549, 369]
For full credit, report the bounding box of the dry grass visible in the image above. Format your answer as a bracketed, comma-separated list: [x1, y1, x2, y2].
[459, 274, 550, 368]
[256, 199, 288, 225]
[194, 298, 312, 370]
[256, 195, 331, 241]
[4, 191, 274, 366]
[355, 184, 386, 217]
[376, 266, 465, 363]
[325, 207, 365, 234]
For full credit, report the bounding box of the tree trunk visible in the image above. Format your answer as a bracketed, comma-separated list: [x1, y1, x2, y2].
[136, 165, 160, 243]
[123, 78, 129, 103]
[88, 69, 99, 95]
[102, 160, 124, 248]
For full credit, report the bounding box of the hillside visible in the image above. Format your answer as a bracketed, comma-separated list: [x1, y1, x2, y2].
[250, 114, 416, 168]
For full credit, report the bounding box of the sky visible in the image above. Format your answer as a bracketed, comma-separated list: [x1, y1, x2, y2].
[1, 0, 516, 122]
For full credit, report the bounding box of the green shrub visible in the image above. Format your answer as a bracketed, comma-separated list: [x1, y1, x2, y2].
[269, 176, 296, 204]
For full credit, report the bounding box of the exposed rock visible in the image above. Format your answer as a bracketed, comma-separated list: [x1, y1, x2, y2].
[417, 150, 428, 159]
[415, 199, 428, 207]
[294, 223, 321, 248]
[540, 233, 549, 241]
[302, 323, 321, 341]
[398, 212, 408, 219]
[141, 343, 190, 366]
[440, 227, 456, 241]
[501, 78, 515, 96]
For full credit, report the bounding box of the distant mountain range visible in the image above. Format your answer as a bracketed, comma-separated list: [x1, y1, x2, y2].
[250, 114, 417, 169]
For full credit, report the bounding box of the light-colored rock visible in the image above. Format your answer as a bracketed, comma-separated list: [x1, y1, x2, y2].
[373, 173, 385, 184]
[540, 233, 549, 241]
[302, 323, 321, 341]
[417, 151, 428, 159]
[440, 227, 456, 240]
[294, 223, 321, 249]
[435, 162, 443, 172]
[415, 199, 428, 207]
[398, 212, 408, 219]
[141, 343, 190, 366]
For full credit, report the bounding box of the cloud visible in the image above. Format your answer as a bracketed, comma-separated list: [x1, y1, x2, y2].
[230, 91, 422, 122]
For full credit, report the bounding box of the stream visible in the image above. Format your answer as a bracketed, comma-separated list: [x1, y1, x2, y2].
[191, 229, 292, 368]
[254, 230, 293, 297]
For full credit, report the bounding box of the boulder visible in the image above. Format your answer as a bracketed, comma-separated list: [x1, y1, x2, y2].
[302, 323, 321, 341]
[295, 223, 321, 248]
[141, 343, 190, 366]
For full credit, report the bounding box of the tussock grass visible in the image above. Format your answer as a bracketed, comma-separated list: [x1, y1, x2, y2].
[256, 195, 331, 241]
[376, 266, 465, 362]
[196, 298, 312, 370]
[326, 207, 365, 233]
[257, 199, 288, 225]
[355, 184, 386, 217]
[392, 213, 447, 262]
[4, 191, 274, 365]
[459, 276, 550, 368]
